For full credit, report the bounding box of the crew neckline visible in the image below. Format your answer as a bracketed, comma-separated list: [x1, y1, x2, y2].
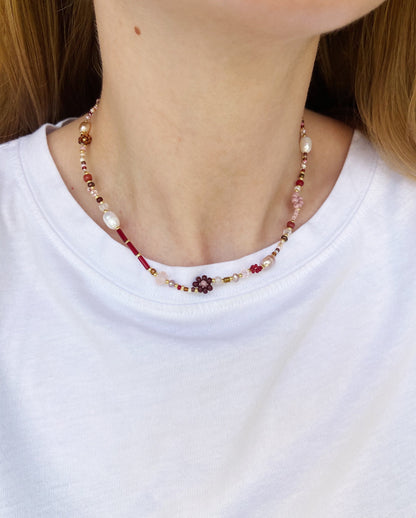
[18, 120, 378, 307]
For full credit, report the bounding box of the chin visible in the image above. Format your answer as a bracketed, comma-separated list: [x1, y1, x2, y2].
[212, 0, 387, 38]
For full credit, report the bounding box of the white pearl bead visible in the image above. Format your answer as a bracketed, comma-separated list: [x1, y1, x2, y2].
[240, 268, 250, 278]
[262, 254, 275, 269]
[300, 136, 312, 153]
[168, 280, 175, 287]
[283, 227, 292, 235]
[232, 273, 239, 282]
[214, 276, 223, 285]
[103, 211, 120, 229]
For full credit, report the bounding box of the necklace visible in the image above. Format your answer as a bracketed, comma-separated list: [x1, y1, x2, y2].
[78, 100, 312, 294]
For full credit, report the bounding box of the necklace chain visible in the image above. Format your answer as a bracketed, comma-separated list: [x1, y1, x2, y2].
[78, 99, 312, 294]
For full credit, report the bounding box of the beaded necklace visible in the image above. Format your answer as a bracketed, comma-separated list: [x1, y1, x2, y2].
[78, 100, 312, 294]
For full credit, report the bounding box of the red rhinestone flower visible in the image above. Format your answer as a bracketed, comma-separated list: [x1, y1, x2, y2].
[192, 275, 213, 294]
[249, 264, 263, 274]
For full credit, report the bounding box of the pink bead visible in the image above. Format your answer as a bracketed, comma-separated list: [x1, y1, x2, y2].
[156, 272, 168, 286]
[291, 193, 304, 209]
[292, 208, 301, 220]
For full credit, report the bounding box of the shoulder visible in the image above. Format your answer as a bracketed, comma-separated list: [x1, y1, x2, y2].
[306, 108, 416, 191]
[0, 124, 60, 232]
[0, 134, 26, 210]
[0, 135, 20, 180]
[0, 126, 47, 180]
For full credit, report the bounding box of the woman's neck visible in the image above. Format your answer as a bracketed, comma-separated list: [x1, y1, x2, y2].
[49, 2, 353, 266]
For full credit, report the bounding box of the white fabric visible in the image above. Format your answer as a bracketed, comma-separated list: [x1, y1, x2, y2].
[1, 121, 416, 518]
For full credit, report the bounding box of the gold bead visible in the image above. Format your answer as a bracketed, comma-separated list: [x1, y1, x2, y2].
[223, 277, 231, 283]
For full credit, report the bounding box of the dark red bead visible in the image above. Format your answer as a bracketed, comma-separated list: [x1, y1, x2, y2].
[96, 197, 103, 203]
[192, 274, 213, 294]
[116, 228, 128, 242]
[126, 241, 139, 255]
[287, 221, 295, 229]
[281, 235, 288, 241]
[296, 179, 304, 187]
[87, 181, 95, 188]
[250, 264, 263, 274]
[83, 174, 92, 182]
[177, 285, 182, 290]
[138, 255, 150, 270]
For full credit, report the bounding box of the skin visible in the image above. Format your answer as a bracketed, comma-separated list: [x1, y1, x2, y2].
[48, 0, 386, 266]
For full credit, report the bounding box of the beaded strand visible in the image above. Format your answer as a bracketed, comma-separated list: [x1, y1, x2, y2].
[78, 99, 312, 294]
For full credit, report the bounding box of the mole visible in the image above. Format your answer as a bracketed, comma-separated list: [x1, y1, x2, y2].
[134, 26, 141, 36]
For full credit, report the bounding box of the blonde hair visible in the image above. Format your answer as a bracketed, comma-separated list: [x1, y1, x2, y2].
[0, 0, 100, 140]
[1, 0, 415, 175]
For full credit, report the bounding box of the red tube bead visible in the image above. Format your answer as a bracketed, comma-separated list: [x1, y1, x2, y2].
[127, 241, 139, 256]
[138, 255, 150, 270]
[116, 228, 128, 242]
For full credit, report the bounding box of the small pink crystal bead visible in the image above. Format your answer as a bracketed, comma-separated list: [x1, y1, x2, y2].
[156, 271, 168, 286]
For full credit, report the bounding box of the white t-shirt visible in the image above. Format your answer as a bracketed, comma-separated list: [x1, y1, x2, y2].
[0, 121, 415, 518]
